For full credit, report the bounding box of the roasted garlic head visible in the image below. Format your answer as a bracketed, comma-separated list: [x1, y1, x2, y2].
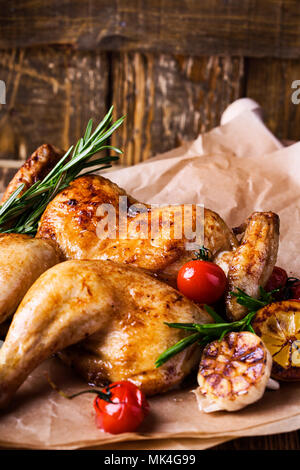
[194, 331, 272, 412]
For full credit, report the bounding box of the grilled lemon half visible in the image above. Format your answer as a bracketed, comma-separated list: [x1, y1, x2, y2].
[252, 300, 300, 380]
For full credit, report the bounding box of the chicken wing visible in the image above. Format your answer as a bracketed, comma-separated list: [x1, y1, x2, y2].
[194, 331, 272, 412]
[225, 212, 279, 320]
[1, 144, 64, 204]
[0, 259, 212, 407]
[0, 234, 61, 325]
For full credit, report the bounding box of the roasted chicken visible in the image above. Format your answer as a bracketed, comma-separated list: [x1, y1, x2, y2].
[0, 259, 212, 407]
[224, 212, 280, 320]
[35, 174, 279, 319]
[0, 234, 61, 324]
[0, 171, 240, 325]
[0, 144, 280, 409]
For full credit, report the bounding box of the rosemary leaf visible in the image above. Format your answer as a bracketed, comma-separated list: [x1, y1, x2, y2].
[0, 107, 124, 235]
[230, 287, 266, 310]
[204, 304, 225, 323]
[247, 324, 255, 334]
[155, 333, 201, 368]
[0, 183, 25, 217]
[231, 286, 278, 311]
[164, 322, 198, 331]
[155, 286, 276, 367]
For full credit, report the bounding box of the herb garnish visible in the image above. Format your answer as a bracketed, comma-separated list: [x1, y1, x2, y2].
[0, 106, 124, 236]
[155, 287, 278, 368]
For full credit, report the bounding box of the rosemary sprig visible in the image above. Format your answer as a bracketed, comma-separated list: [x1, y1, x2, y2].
[204, 304, 224, 323]
[155, 333, 201, 368]
[230, 286, 278, 311]
[155, 286, 277, 368]
[0, 106, 124, 235]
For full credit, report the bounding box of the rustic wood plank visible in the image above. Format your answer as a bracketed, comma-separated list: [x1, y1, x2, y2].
[0, 46, 109, 159]
[246, 57, 300, 142]
[0, 167, 19, 193]
[2, 1, 300, 58]
[111, 53, 244, 165]
[213, 431, 300, 450]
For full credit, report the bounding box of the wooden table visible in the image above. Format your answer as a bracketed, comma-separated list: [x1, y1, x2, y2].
[2, 1, 300, 165]
[215, 432, 300, 450]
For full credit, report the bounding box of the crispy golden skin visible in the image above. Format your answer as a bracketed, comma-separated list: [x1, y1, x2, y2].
[226, 212, 279, 320]
[37, 174, 238, 284]
[194, 332, 272, 412]
[1, 144, 64, 204]
[0, 260, 212, 407]
[0, 234, 61, 324]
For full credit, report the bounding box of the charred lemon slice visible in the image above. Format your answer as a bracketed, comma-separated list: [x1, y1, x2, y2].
[252, 300, 300, 381]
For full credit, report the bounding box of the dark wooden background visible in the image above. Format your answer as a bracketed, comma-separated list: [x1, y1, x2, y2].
[0, 0, 300, 450]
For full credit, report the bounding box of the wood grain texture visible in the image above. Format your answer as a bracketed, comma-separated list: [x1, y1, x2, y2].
[214, 431, 300, 450]
[246, 57, 300, 142]
[0, 167, 18, 192]
[0, 46, 108, 159]
[112, 53, 244, 165]
[2, 0, 300, 58]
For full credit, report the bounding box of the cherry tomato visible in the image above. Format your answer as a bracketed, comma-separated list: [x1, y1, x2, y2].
[177, 260, 227, 304]
[265, 266, 288, 293]
[290, 281, 300, 301]
[93, 381, 149, 434]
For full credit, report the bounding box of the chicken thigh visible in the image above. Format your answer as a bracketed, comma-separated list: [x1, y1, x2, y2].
[0, 259, 212, 407]
[0, 234, 61, 324]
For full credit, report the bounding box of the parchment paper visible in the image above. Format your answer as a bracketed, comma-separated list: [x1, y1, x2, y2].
[1, 99, 300, 450]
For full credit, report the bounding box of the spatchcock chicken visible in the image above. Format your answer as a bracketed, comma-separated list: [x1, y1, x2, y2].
[0, 144, 280, 408]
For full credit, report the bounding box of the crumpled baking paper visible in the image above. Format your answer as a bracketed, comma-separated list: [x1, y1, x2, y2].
[0, 98, 299, 449]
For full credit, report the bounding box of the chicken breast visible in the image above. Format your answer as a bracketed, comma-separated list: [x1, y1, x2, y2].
[194, 331, 272, 412]
[0, 259, 212, 408]
[226, 212, 279, 320]
[0, 234, 61, 324]
[37, 174, 238, 283]
[1, 144, 64, 204]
